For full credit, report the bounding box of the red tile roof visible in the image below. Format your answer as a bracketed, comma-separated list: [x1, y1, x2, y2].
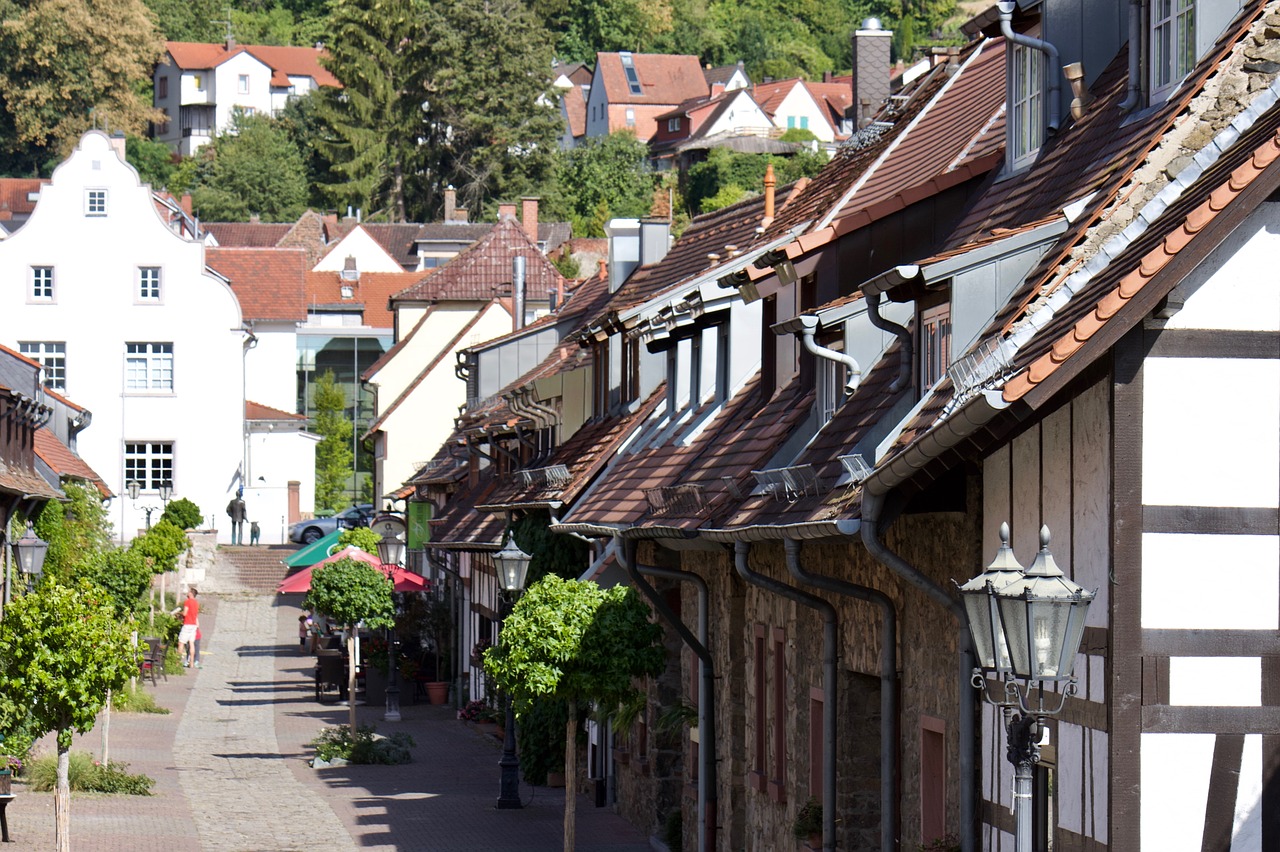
[245, 400, 306, 421]
[0, 178, 45, 218]
[392, 217, 565, 303]
[203, 223, 293, 247]
[205, 247, 309, 322]
[306, 269, 427, 329]
[595, 52, 707, 106]
[563, 89, 587, 138]
[34, 428, 109, 497]
[165, 42, 340, 88]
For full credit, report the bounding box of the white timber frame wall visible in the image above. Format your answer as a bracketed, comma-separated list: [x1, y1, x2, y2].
[1121, 200, 1280, 852]
[981, 377, 1111, 852]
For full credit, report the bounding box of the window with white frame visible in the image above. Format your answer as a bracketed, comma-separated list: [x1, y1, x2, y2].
[138, 267, 161, 301]
[1151, 0, 1196, 98]
[30, 266, 54, 301]
[19, 342, 66, 391]
[125, 343, 174, 391]
[816, 350, 846, 426]
[124, 442, 173, 491]
[238, 74, 249, 94]
[919, 303, 952, 391]
[626, 108, 636, 127]
[667, 117, 681, 132]
[1009, 40, 1043, 169]
[85, 189, 107, 216]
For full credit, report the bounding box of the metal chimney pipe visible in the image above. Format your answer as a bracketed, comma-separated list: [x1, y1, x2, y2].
[512, 255, 527, 331]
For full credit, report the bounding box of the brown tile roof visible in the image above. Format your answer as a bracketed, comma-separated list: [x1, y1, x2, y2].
[322, 222, 424, 269]
[165, 42, 340, 88]
[392, 217, 565, 303]
[0, 178, 45, 218]
[424, 476, 506, 550]
[203, 223, 293, 247]
[595, 52, 707, 105]
[245, 400, 306, 421]
[206, 247, 308, 322]
[563, 88, 587, 138]
[34, 428, 108, 496]
[305, 269, 426, 328]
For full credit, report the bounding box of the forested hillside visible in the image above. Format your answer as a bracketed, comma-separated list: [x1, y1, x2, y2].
[0, 0, 962, 226]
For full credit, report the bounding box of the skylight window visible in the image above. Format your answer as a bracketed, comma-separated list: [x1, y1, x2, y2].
[620, 52, 643, 96]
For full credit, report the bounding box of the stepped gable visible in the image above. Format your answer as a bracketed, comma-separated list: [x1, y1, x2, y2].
[393, 217, 565, 303]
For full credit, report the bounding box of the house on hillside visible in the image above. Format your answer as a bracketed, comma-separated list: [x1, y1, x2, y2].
[152, 39, 341, 155]
[0, 131, 247, 542]
[648, 88, 776, 170]
[585, 52, 708, 142]
[704, 60, 752, 95]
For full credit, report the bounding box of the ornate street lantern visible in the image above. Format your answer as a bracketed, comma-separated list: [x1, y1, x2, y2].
[957, 521, 1025, 673]
[492, 537, 533, 594]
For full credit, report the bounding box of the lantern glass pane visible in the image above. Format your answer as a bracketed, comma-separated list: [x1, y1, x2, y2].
[963, 591, 996, 669]
[997, 594, 1032, 678]
[1027, 598, 1071, 679]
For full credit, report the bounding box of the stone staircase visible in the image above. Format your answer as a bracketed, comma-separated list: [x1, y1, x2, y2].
[217, 545, 298, 593]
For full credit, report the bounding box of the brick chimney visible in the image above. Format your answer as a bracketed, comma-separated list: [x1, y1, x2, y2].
[109, 131, 126, 163]
[521, 197, 539, 244]
[852, 18, 892, 128]
[498, 202, 517, 221]
[444, 186, 457, 223]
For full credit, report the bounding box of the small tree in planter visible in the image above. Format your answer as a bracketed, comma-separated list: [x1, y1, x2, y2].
[485, 575, 665, 852]
[417, 596, 453, 700]
[0, 581, 138, 852]
[304, 558, 395, 733]
[793, 796, 822, 848]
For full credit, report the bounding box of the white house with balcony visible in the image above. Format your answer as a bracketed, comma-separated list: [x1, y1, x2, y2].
[0, 131, 307, 542]
[153, 40, 341, 156]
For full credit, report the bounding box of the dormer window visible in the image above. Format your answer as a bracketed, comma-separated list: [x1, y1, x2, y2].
[341, 285, 355, 299]
[1151, 0, 1196, 99]
[668, 117, 681, 132]
[1009, 40, 1044, 170]
[919, 302, 952, 391]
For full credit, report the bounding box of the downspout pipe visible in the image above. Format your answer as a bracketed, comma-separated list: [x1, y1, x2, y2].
[997, 1, 1062, 131]
[860, 488, 977, 852]
[784, 538, 899, 852]
[1119, 0, 1142, 112]
[865, 292, 913, 393]
[798, 315, 862, 393]
[734, 541, 838, 852]
[618, 538, 718, 852]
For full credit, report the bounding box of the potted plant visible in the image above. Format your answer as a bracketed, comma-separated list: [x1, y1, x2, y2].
[418, 597, 453, 705]
[793, 796, 822, 849]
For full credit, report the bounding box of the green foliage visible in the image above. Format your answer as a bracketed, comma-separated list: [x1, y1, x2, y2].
[312, 370, 354, 513]
[0, 582, 140, 752]
[31, 481, 112, 585]
[685, 147, 827, 217]
[534, 0, 675, 61]
[547, 132, 654, 237]
[160, 497, 202, 530]
[337, 526, 381, 555]
[190, 112, 309, 222]
[276, 90, 336, 210]
[779, 127, 820, 143]
[79, 548, 152, 616]
[552, 248, 581, 280]
[310, 724, 415, 764]
[126, 135, 177, 190]
[699, 183, 745, 214]
[654, 699, 698, 735]
[510, 509, 590, 587]
[916, 835, 961, 852]
[793, 796, 822, 839]
[304, 557, 394, 630]
[484, 575, 664, 709]
[140, 0, 222, 41]
[25, 751, 154, 795]
[111, 686, 170, 714]
[0, 0, 163, 175]
[130, 519, 190, 574]
[516, 696, 569, 786]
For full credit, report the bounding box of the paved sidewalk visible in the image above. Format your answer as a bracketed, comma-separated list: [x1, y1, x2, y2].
[6, 582, 654, 851]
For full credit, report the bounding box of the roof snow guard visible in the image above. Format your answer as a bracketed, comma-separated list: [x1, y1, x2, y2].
[643, 483, 708, 516]
[517, 464, 572, 489]
[752, 464, 822, 502]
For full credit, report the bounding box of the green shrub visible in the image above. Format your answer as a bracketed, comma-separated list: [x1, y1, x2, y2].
[337, 526, 381, 555]
[517, 695, 568, 786]
[793, 796, 822, 839]
[111, 686, 169, 714]
[160, 498, 203, 530]
[309, 725, 415, 765]
[25, 751, 154, 795]
[917, 836, 961, 852]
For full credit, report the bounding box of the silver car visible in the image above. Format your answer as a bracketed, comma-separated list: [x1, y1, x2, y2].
[288, 504, 375, 544]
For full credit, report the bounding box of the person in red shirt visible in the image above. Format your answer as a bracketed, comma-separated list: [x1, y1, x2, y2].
[176, 588, 199, 668]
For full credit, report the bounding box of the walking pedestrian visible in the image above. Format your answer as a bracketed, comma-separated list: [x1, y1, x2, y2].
[174, 587, 199, 667]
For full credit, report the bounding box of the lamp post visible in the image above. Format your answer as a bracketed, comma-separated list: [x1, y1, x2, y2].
[491, 534, 533, 810]
[959, 524, 1095, 852]
[126, 479, 160, 529]
[376, 535, 407, 723]
[13, 522, 48, 594]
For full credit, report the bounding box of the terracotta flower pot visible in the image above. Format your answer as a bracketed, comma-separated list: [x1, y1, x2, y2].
[425, 681, 449, 705]
[546, 770, 565, 788]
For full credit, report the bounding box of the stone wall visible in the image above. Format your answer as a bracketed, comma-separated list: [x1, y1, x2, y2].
[182, 530, 221, 592]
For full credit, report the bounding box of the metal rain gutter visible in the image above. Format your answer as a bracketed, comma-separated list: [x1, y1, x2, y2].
[865, 292, 913, 393]
[796, 315, 861, 393]
[734, 541, 838, 852]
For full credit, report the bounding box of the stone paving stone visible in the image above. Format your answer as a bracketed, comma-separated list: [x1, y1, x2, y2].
[5, 556, 655, 851]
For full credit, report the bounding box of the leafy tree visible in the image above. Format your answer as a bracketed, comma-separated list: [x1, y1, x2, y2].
[140, 0, 222, 41]
[190, 112, 309, 222]
[510, 510, 589, 587]
[485, 575, 664, 852]
[0, 0, 164, 175]
[31, 481, 112, 585]
[78, 549, 152, 617]
[546, 132, 653, 238]
[337, 526, 381, 555]
[160, 497, 203, 530]
[129, 519, 189, 575]
[126, 135, 177, 190]
[312, 370, 354, 513]
[699, 183, 745, 213]
[304, 558, 394, 732]
[276, 90, 337, 209]
[313, 0, 423, 222]
[415, 0, 562, 218]
[0, 581, 138, 851]
[685, 147, 827, 216]
[533, 0, 674, 62]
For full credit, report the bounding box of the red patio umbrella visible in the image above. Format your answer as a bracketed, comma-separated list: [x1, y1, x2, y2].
[276, 546, 429, 594]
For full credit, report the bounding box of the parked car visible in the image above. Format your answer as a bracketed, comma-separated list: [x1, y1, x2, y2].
[288, 504, 376, 544]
